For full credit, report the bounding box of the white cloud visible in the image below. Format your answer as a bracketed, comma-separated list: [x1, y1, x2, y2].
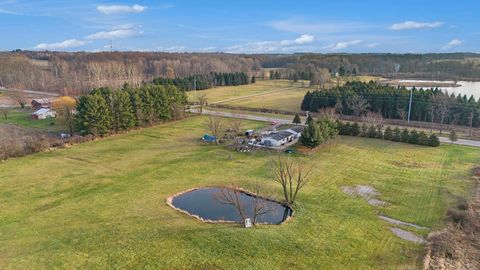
[442, 39, 463, 50]
[157, 46, 188, 52]
[34, 39, 87, 50]
[86, 25, 143, 40]
[324, 40, 362, 51]
[227, 34, 315, 53]
[389, 21, 443, 30]
[366, 42, 380, 48]
[269, 19, 369, 34]
[200, 46, 217, 52]
[96, 4, 147, 15]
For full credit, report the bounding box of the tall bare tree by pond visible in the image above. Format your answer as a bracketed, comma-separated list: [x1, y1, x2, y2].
[205, 116, 223, 144]
[271, 157, 312, 205]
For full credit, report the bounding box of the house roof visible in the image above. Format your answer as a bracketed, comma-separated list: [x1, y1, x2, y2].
[32, 98, 51, 105]
[32, 108, 52, 115]
[266, 130, 294, 141]
[286, 126, 304, 134]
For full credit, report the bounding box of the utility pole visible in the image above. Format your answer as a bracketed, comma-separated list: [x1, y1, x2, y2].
[407, 88, 413, 123]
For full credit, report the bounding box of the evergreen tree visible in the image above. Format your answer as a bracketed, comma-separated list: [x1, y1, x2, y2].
[112, 90, 136, 131]
[305, 114, 313, 125]
[367, 125, 377, 138]
[292, 114, 302, 124]
[251, 76, 256, 83]
[75, 94, 111, 136]
[360, 123, 368, 137]
[408, 130, 419, 144]
[300, 120, 321, 148]
[393, 127, 402, 142]
[418, 131, 429, 146]
[428, 134, 440, 147]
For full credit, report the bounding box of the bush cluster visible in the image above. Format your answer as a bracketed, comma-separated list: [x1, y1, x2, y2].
[337, 121, 440, 147]
[300, 116, 339, 148]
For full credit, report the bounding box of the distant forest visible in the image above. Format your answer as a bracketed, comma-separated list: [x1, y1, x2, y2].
[0, 51, 479, 94]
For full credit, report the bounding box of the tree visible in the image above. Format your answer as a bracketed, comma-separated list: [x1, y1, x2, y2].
[0, 108, 9, 120]
[305, 113, 313, 125]
[401, 128, 410, 143]
[271, 157, 312, 205]
[428, 134, 440, 147]
[197, 93, 207, 113]
[75, 94, 111, 136]
[53, 96, 77, 134]
[384, 126, 393, 140]
[346, 95, 369, 117]
[205, 116, 223, 144]
[292, 114, 301, 124]
[251, 76, 256, 83]
[230, 118, 244, 134]
[112, 90, 135, 131]
[300, 120, 321, 148]
[449, 129, 458, 144]
[7, 91, 27, 109]
[310, 68, 330, 89]
[434, 95, 450, 134]
[215, 184, 269, 226]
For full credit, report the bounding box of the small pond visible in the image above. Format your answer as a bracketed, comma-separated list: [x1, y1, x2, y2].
[169, 188, 293, 225]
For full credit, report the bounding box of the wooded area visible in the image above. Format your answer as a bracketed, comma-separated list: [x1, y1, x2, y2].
[1, 51, 479, 95]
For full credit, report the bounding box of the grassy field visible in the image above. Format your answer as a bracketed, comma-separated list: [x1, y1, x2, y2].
[188, 77, 380, 113]
[0, 116, 479, 269]
[0, 110, 65, 132]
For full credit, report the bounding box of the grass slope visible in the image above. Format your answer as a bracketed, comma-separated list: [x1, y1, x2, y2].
[0, 116, 478, 269]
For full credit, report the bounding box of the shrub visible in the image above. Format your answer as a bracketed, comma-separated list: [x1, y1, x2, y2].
[418, 131, 429, 146]
[428, 134, 440, 147]
[360, 123, 368, 137]
[351, 122, 360, 136]
[367, 125, 377, 138]
[401, 128, 410, 143]
[392, 127, 401, 142]
[408, 130, 419, 144]
[384, 126, 393, 140]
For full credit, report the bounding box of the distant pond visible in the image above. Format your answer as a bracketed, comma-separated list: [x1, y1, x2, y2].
[400, 80, 480, 99]
[168, 188, 293, 225]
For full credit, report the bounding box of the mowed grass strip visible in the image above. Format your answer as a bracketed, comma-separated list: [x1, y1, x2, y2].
[0, 116, 479, 269]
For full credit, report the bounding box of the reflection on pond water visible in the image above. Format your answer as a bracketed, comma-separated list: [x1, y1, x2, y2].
[170, 188, 293, 225]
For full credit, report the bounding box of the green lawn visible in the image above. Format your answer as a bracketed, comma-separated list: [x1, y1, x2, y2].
[0, 116, 478, 269]
[0, 110, 65, 132]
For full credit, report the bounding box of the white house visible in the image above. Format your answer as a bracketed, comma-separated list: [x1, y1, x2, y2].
[31, 108, 56, 120]
[261, 130, 295, 147]
[285, 126, 305, 138]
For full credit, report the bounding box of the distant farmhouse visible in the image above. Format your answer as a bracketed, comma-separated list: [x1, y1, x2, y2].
[31, 108, 56, 120]
[31, 98, 52, 110]
[260, 126, 304, 147]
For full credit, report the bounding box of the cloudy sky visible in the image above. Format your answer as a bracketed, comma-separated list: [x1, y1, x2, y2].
[0, 0, 478, 53]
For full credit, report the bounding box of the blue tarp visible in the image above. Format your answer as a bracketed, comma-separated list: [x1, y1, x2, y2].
[202, 134, 216, 142]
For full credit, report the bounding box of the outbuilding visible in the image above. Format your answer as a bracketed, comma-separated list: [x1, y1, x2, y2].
[31, 98, 52, 110]
[31, 108, 56, 120]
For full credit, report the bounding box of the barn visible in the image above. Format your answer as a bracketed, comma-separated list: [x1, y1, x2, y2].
[31, 108, 56, 120]
[31, 98, 52, 110]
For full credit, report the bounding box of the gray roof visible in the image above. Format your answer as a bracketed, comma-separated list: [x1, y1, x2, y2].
[288, 126, 304, 133]
[267, 130, 294, 140]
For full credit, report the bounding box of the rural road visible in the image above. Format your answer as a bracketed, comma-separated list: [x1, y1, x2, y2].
[1, 87, 60, 97]
[191, 108, 480, 148]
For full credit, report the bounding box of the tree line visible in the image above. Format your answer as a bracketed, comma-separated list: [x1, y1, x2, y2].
[75, 84, 187, 136]
[152, 72, 250, 91]
[337, 121, 440, 147]
[301, 81, 480, 128]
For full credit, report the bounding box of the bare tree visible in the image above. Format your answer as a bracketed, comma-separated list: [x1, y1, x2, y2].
[205, 116, 223, 144]
[433, 95, 450, 134]
[230, 118, 244, 134]
[7, 91, 27, 109]
[346, 95, 369, 117]
[197, 93, 207, 113]
[0, 108, 9, 120]
[362, 111, 383, 127]
[271, 156, 312, 205]
[334, 101, 343, 115]
[468, 111, 475, 137]
[398, 108, 407, 128]
[318, 107, 337, 120]
[215, 184, 270, 225]
[310, 68, 331, 89]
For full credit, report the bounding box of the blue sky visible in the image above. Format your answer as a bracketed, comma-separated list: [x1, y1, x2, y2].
[0, 0, 479, 53]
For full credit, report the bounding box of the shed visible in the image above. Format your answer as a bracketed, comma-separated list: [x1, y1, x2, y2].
[31, 108, 56, 120]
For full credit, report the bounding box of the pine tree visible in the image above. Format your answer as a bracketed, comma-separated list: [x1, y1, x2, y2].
[351, 122, 360, 136]
[75, 94, 111, 136]
[112, 90, 136, 131]
[428, 134, 440, 147]
[251, 76, 256, 83]
[401, 128, 410, 143]
[300, 120, 321, 148]
[384, 126, 393, 140]
[293, 114, 301, 124]
[305, 114, 313, 125]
